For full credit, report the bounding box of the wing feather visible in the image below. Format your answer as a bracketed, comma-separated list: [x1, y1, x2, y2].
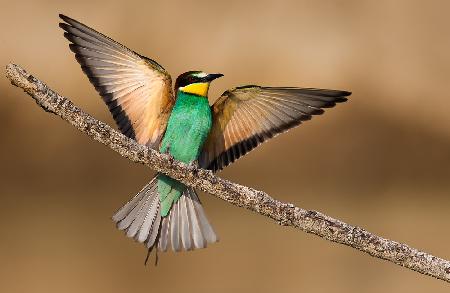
[59, 14, 174, 148]
[199, 86, 350, 171]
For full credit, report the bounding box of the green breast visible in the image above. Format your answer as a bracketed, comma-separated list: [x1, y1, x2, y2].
[159, 91, 212, 162]
[158, 91, 212, 216]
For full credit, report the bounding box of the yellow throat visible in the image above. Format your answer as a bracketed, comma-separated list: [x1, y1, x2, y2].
[180, 82, 210, 97]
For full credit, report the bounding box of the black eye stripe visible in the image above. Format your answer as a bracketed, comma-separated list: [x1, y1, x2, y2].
[175, 72, 205, 90]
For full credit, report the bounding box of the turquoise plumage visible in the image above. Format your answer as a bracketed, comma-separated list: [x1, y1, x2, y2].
[158, 91, 212, 217]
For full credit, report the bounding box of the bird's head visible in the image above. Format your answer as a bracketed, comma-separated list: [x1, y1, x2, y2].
[175, 71, 223, 97]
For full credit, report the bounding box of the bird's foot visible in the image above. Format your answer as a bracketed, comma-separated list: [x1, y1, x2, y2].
[188, 160, 199, 168]
[187, 160, 199, 173]
[163, 146, 175, 163]
[166, 153, 175, 164]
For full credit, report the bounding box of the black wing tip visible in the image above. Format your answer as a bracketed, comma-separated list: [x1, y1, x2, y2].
[59, 14, 76, 24]
[59, 23, 71, 35]
[342, 91, 352, 96]
[337, 91, 351, 101]
[310, 108, 324, 115]
[317, 90, 351, 105]
[316, 98, 347, 109]
[335, 96, 349, 103]
[59, 16, 76, 35]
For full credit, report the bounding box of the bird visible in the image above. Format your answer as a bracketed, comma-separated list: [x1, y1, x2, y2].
[59, 14, 351, 254]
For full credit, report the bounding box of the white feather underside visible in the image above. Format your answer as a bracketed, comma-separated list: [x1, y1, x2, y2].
[112, 178, 218, 251]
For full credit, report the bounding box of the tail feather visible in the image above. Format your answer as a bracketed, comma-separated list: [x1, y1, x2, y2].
[189, 189, 219, 244]
[185, 189, 207, 249]
[179, 195, 192, 250]
[170, 201, 181, 251]
[163, 187, 218, 251]
[113, 177, 162, 249]
[112, 177, 218, 252]
[112, 178, 153, 227]
[158, 212, 170, 251]
[137, 195, 160, 242]
[127, 191, 154, 238]
[146, 209, 161, 248]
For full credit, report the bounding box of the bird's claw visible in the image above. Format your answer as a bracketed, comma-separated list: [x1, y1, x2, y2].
[163, 145, 175, 163]
[187, 160, 199, 172]
[166, 153, 175, 163]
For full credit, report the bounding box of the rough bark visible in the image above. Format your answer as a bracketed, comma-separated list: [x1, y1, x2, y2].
[6, 63, 450, 283]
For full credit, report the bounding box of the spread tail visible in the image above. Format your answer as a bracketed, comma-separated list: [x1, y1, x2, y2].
[112, 176, 218, 251]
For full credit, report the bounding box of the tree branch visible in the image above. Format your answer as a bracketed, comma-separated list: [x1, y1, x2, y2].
[6, 63, 450, 283]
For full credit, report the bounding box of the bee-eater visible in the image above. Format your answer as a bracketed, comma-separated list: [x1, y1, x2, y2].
[59, 14, 350, 253]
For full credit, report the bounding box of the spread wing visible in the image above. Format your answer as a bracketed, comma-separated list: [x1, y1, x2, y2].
[59, 14, 174, 148]
[199, 86, 350, 172]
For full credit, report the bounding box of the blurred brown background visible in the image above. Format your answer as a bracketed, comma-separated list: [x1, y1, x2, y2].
[1, 0, 450, 292]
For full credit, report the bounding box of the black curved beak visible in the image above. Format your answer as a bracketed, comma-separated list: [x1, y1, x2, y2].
[205, 73, 224, 82]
